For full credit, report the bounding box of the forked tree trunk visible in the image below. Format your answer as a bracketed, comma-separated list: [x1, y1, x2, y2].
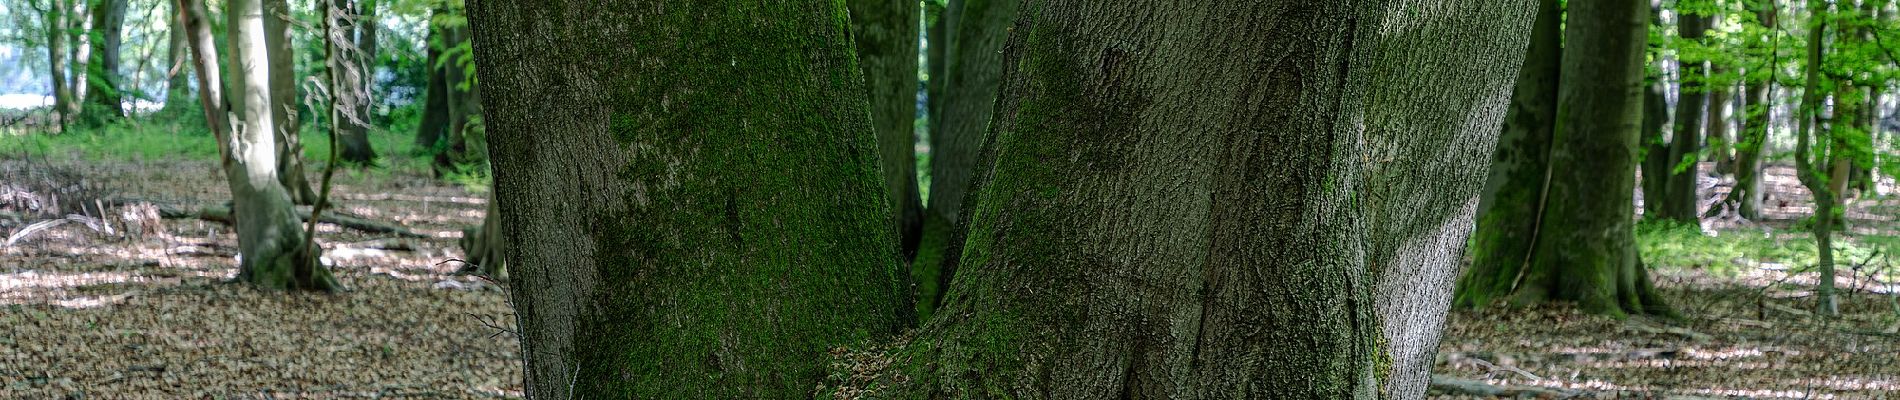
[207, 0, 338, 291]
[83, 0, 127, 122]
[469, 0, 906, 398]
[887, 1, 1534, 398]
[1460, 0, 1560, 309]
[262, 0, 317, 205]
[847, 0, 924, 259]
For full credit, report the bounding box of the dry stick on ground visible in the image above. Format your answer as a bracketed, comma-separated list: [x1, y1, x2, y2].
[116, 199, 427, 238]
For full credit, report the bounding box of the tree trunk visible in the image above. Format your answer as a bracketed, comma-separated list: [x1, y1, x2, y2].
[432, 22, 480, 177]
[469, 0, 906, 398]
[44, 0, 72, 130]
[847, 0, 924, 259]
[161, 0, 192, 116]
[82, 0, 127, 123]
[1659, 11, 1710, 224]
[261, 0, 317, 204]
[1735, 0, 1778, 220]
[1458, 0, 1560, 309]
[337, 0, 377, 164]
[925, 0, 948, 139]
[926, 0, 1015, 225]
[1794, 0, 1837, 317]
[68, 0, 89, 117]
[1641, 83, 1670, 218]
[917, 0, 1018, 320]
[1708, 68, 1733, 174]
[217, 0, 338, 291]
[1464, 0, 1672, 318]
[413, 13, 449, 152]
[880, 1, 1536, 398]
[459, 199, 504, 278]
[175, 0, 225, 143]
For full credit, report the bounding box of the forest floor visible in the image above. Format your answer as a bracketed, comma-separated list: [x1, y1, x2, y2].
[0, 149, 522, 398]
[0, 145, 1896, 398]
[1431, 164, 1900, 399]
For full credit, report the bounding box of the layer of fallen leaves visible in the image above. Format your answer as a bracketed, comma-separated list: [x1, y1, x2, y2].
[0, 155, 521, 398]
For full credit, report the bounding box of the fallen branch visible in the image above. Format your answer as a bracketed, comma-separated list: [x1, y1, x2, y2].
[129, 201, 427, 238]
[1430, 375, 1733, 399]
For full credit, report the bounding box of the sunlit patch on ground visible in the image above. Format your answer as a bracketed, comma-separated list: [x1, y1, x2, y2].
[0, 156, 520, 398]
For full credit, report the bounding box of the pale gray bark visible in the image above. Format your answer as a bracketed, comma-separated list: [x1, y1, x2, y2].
[224, 0, 336, 291]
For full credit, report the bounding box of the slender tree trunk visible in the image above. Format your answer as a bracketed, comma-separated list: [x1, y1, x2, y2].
[264, 0, 318, 205]
[1794, 0, 1837, 317]
[83, 0, 127, 122]
[175, 0, 225, 143]
[160, 0, 192, 116]
[219, 0, 338, 291]
[69, 0, 89, 117]
[432, 22, 479, 177]
[1736, 0, 1779, 220]
[337, 0, 377, 164]
[883, 1, 1536, 398]
[1459, 0, 1561, 309]
[848, 0, 924, 259]
[44, 0, 72, 130]
[1708, 69, 1733, 174]
[914, 1, 955, 320]
[413, 13, 449, 152]
[469, 0, 906, 397]
[1660, 11, 1711, 224]
[1641, 81, 1670, 218]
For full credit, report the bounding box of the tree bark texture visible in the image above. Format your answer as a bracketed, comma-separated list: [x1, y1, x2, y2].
[262, 0, 317, 204]
[890, 1, 1534, 398]
[469, 1, 905, 398]
[1459, 0, 1560, 310]
[1735, 0, 1778, 220]
[848, 0, 924, 258]
[222, 0, 337, 291]
[926, 0, 1017, 225]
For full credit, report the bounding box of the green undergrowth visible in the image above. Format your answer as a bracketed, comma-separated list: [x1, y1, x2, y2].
[1637, 219, 1897, 280]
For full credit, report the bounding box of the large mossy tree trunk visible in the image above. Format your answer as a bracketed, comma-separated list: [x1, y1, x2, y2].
[1459, 0, 1672, 318]
[847, 0, 924, 259]
[263, 0, 318, 205]
[1459, 0, 1560, 310]
[887, 1, 1534, 398]
[82, 0, 127, 123]
[468, 1, 905, 398]
[1657, 11, 1711, 225]
[336, 0, 378, 165]
[217, 0, 338, 292]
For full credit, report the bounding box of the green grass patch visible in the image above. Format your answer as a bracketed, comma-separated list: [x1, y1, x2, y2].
[1637, 219, 1892, 279]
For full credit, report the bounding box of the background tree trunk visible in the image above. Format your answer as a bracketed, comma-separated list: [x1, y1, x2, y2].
[890, 0, 1534, 398]
[263, 0, 317, 204]
[44, 0, 72, 130]
[1736, 0, 1779, 220]
[1708, 68, 1733, 174]
[338, 0, 378, 164]
[1465, 0, 1671, 318]
[469, 0, 906, 397]
[1793, 0, 1836, 316]
[413, 13, 449, 152]
[68, 0, 89, 118]
[1659, 11, 1711, 224]
[223, 0, 337, 291]
[847, 0, 924, 259]
[1459, 0, 1561, 310]
[161, 0, 192, 116]
[83, 0, 127, 122]
[916, 0, 1017, 319]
